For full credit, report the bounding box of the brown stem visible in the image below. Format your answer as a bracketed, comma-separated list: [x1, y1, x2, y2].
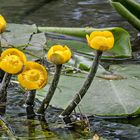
[61, 50, 102, 117]
[26, 90, 36, 119]
[26, 90, 36, 106]
[37, 64, 62, 115]
[0, 35, 5, 83]
[0, 73, 12, 115]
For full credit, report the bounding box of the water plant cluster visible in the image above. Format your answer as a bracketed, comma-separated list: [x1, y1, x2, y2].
[0, 0, 140, 137]
[0, 15, 115, 123]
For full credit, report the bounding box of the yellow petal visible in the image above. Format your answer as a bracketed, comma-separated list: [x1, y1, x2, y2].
[87, 31, 114, 51]
[23, 61, 48, 80]
[63, 45, 72, 61]
[52, 45, 65, 52]
[102, 31, 114, 38]
[47, 45, 66, 61]
[47, 47, 54, 61]
[0, 15, 6, 33]
[18, 61, 48, 90]
[47, 45, 72, 64]
[50, 52, 65, 65]
[86, 34, 90, 45]
[0, 55, 23, 74]
[18, 74, 40, 90]
[90, 31, 102, 39]
[1, 48, 26, 63]
[90, 37, 108, 51]
[106, 37, 114, 50]
[0, 48, 26, 74]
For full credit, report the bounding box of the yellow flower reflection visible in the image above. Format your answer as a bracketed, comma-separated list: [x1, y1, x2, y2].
[0, 15, 6, 33]
[18, 61, 48, 90]
[47, 45, 71, 65]
[86, 31, 114, 51]
[0, 48, 26, 74]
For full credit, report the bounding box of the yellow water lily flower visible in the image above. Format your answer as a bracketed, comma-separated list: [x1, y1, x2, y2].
[0, 15, 6, 33]
[47, 45, 72, 65]
[0, 48, 26, 74]
[86, 31, 114, 51]
[18, 61, 48, 90]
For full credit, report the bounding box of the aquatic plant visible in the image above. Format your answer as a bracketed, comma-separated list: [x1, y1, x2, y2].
[17, 61, 48, 118]
[47, 45, 72, 65]
[0, 48, 26, 74]
[61, 31, 114, 119]
[109, 0, 140, 30]
[86, 31, 114, 51]
[18, 61, 48, 90]
[0, 48, 26, 115]
[38, 45, 71, 115]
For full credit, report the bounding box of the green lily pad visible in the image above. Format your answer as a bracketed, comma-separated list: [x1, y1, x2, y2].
[1, 24, 47, 60]
[37, 64, 140, 116]
[25, 32, 47, 60]
[109, 0, 140, 30]
[2, 23, 37, 46]
[43, 27, 131, 58]
[1, 24, 131, 59]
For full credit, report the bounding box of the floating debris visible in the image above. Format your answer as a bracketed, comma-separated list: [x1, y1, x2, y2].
[96, 72, 126, 80]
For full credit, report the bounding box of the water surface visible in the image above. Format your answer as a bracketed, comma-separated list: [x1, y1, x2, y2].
[0, 0, 139, 34]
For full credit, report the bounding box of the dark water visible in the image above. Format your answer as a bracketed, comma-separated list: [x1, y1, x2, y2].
[2, 84, 140, 140]
[0, 0, 139, 33]
[1, 0, 140, 139]
[1, 0, 139, 48]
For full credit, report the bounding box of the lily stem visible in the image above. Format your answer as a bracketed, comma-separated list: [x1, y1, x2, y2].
[0, 36, 5, 83]
[37, 64, 62, 115]
[0, 73, 12, 115]
[26, 90, 36, 119]
[60, 50, 102, 118]
[26, 90, 36, 105]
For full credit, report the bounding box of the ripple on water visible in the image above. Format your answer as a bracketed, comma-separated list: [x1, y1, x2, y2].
[91, 119, 140, 140]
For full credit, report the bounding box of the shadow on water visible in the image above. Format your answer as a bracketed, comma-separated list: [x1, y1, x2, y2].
[0, 0, 140, 139]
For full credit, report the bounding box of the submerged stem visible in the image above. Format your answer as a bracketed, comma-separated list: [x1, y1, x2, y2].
[37, 64, 62, 115]
[0, 35, 5, 83]
[26, 90, 36, 106]
[0, 116, 17, 140]
[0, 73, 11, 101]
[0, 73, 12, 115]
[26, 90, 36, 119]
[61, 50, 102, 117]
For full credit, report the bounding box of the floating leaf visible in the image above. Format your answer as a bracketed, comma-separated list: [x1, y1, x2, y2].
[1, 24, 132, 59]
[1, 24, 46, 60]
[109, 0, 140, 30]
[42, 27, 131, 58]
[2, 23, 37, 46]
[37, 64, 140, 116]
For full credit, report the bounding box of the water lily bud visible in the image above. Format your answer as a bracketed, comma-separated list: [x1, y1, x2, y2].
[18, 61, 48, 90]
[47, 45, 71, 65]
[0, 48, 26, 74]
[86, 31, 114, 51]
[0, 15, 6, 33]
